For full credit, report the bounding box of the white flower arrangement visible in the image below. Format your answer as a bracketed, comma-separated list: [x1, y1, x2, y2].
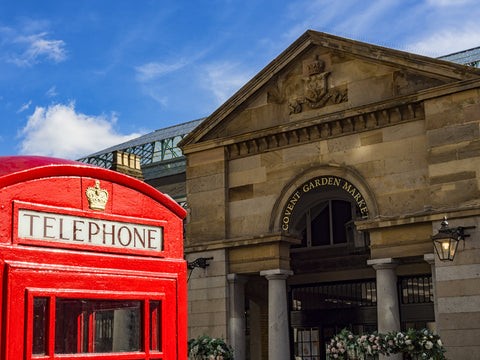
[328, 328, 446, 360]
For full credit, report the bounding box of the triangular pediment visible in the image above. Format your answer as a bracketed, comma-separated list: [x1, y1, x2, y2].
[180, 30, 480, 150]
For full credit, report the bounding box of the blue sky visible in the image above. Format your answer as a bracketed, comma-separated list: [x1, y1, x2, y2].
[1, 0, 480, 159]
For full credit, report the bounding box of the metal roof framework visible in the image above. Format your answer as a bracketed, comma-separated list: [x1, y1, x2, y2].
[78, 118, 204, 169]
[438, 46, 480, 68]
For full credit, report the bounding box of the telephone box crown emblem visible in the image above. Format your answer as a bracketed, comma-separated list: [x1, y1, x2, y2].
[86, 180, 109, 211]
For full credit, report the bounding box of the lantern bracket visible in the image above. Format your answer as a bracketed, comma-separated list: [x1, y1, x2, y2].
[431, 217, 475, 261]
[187, 257, 213, 270]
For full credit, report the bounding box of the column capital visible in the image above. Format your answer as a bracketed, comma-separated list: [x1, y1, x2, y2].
[367, 257, 399, 270]
[260, 269, 293, 280]
[423, 253, 435, 265]
[227, 273, 248, 284]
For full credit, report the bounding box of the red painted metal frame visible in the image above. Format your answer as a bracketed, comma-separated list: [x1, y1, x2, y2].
[24, 287, 171, 359]
[20, 276, 177, 360]
[0, 156, 187, 360]
[0, 156, 186, 219]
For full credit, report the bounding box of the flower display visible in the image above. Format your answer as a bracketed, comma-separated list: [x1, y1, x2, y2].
[188, 335, 234, 360]
[327, 328, 446, 360]
[326, 329, 358, 359]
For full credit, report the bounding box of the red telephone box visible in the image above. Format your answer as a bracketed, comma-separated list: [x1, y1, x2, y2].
[0, 156, 187, 360]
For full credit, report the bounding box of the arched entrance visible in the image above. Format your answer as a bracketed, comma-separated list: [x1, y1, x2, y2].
[270, 168, 379, 360]
[269, 169, 434, 360]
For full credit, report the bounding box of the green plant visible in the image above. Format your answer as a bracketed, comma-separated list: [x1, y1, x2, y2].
[188, 334, 234, 360]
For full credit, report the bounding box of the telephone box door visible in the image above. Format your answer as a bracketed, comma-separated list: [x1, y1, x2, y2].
[5, 261, 178, 360]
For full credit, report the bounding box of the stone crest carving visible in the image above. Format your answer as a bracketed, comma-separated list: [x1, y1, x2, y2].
[268, 55, 348, 115]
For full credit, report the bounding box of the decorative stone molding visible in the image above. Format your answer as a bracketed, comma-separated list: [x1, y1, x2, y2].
[227, 101, 425, 159]
[269, 56, 348, 115]
[288, 74, 348, 114]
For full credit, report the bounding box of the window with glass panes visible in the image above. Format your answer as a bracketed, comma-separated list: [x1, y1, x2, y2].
[27, 292, 168, 360]
[292, 199, 354, 248]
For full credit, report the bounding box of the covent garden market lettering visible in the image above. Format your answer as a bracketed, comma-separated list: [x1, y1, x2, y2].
[281, 177, 369, 231]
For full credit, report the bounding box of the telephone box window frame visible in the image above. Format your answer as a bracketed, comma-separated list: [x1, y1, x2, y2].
[25, 288, 168, 360]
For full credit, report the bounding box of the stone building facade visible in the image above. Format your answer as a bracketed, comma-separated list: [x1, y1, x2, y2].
[180, 31, 480, 360]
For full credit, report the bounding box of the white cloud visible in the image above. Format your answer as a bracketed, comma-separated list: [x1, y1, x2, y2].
[134, 47, 212, 83]
[145, 89, 169, 107]
[46, 86, 58, 97]
[200, 62, 253, 105]
[19, 102, 141, 159]
[427, 0, 476, 6]
[135, 60, 187, 82]
[7, 31, 67, 66]
[17, 100, 32, 113]
[408, 23, 480, 57]
[277, 0, 480, 60]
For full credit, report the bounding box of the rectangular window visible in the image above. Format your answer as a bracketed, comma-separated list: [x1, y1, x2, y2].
[399, 275, 433, 304]
[54, 298, 142, 354]
[32, 297, 48, 355]
[332, 200, 351, 244]
[296, 200, 354, 248]
[291, 280, 377, 311]
[311, 204, 330, 246]
[294, 328, 320, 360]
[29, 292, 169, 359]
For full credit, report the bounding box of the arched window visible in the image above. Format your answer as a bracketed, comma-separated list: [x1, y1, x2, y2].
[290, 193, 366, 250]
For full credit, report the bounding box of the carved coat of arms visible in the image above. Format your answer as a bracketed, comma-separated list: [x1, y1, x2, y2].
[268, 55, 348, 115]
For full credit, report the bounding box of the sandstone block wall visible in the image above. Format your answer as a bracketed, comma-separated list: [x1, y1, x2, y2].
[186, 148, 227, 245]
[186, 249, 229, 340]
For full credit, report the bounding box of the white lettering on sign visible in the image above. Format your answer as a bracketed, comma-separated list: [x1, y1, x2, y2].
[18, 209, 163, 251]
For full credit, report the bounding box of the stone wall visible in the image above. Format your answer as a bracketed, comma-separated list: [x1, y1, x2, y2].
[227, 118, 429, 236]
[433, 216, 480, 360]
[186, 249, 229, 340]
[186, 147, 228, 245]
[425, 89, 480, 359]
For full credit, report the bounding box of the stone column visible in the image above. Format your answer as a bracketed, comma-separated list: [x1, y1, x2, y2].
[260, 269, 293, 360]
[227, 274, 247, 360]
[367, 258, 401, 360]
[424, 253, 439, 335]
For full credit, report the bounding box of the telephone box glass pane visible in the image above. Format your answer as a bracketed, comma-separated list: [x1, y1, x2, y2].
[149, 300, 162, 351]
[33, 297, 48, 355]
[55, 298, 142, 354]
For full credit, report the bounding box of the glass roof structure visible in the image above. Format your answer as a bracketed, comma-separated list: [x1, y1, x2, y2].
[438, 46, 480, 68]
[78, 118, 204, 170]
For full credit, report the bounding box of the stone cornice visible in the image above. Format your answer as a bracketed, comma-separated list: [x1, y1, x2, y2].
[227, 101, 424, 159]
[307, 31, 480, 80]
[182, 99, 425, 158]
[184, 232, 301, 253]
[182, 102, 414, 154]
[181, 77, 480, 157]
[355, 205, 480, 231]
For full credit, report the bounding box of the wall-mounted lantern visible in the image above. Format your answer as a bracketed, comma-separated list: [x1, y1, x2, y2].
[431, 217, 475, 261]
